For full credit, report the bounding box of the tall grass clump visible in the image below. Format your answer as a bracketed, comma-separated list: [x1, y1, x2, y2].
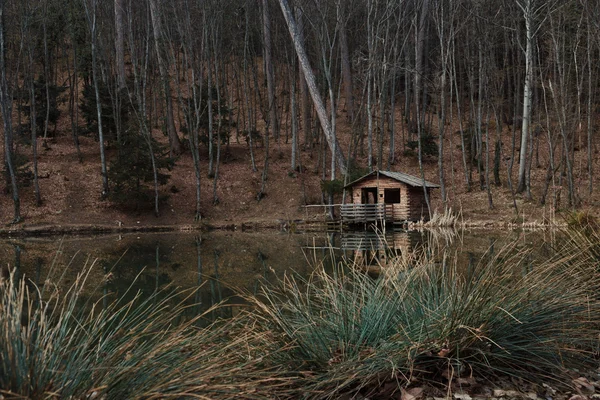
[247, 242, 600, 398]
[425, 207, 462, 228]
[0, 261, 293, 399]
[562, 214, 600, 265]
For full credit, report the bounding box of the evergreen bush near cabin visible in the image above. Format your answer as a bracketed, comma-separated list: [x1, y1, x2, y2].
[17, 76, 66, 139]
[79, 79, 129, 144]
[108, 123, 173, 210]
[320, 178, 344, 196]
[79, 75, 175, 211]
[180, 82, 232, 147]
[346, 157, 370, 183]
[32, 77, 66, 136]
[406, 134, 438, 158]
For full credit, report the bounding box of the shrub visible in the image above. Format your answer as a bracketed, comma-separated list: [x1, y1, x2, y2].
[108, 125, 173, 211]
[80, 80, 129, 143]
[320, 178, 344, 196]
[246, 241, 600, 397]
[406, 135, 438, 158]
[345, 158, 369, 183]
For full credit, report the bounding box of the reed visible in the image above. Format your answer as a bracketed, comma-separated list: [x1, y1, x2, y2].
[424, 207, 462, 228]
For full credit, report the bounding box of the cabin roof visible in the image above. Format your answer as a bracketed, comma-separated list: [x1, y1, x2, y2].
[345, 170, 440, 189]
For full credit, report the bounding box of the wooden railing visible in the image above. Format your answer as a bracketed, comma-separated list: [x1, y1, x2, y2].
[340, 203, 411, 223]
[340, 204, 386, 223]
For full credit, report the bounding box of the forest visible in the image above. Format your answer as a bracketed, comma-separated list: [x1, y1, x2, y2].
[1, 0, 600, 225]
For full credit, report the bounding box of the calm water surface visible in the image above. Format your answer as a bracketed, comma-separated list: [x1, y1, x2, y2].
[0, 228, 557, 319]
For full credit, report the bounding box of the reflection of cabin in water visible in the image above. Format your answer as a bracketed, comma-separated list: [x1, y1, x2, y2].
[341, 171, 439, 225]
[301, 230, 424, 275]
[341, 230, 418, 274]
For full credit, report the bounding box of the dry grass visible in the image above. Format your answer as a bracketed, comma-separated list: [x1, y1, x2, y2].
[243, 233, 600, 398]
[0, 261, 294, 399]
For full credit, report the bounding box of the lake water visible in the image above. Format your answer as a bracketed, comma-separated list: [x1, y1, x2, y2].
[0, 228, 557, 321]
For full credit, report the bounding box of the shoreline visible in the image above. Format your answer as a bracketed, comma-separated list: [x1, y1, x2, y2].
[0, 218, 568, 238]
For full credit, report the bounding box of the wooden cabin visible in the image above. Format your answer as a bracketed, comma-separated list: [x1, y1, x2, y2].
[341, 170, 439, 224]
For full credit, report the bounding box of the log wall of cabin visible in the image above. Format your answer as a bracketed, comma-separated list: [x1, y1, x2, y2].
[407, 187, 431, 221]
[350, 177, 411, 220]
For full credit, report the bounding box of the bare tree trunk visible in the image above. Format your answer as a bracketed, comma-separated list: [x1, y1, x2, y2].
[539, 74, 558, 207]
[22, 5, 42, 207]
[41, 3, 51, 148]
[67, 2, 82, 161]
[212, 55, 223, 205]
[30, 62, 41, 206]
[548, 6, 576, 207]
[414, 0, 430, 131]
[549, 82, 575, 207]
[516, 0, 534, 194]
[414, 0, 432, 218]
[0, 0, 20, 222]
[126, 0, 160, 216]
[485, 111, 494, 209]
[451, 45, 471, 191]
[242, 1, 257, 172]
[388, 10, 403, 168]
[366, 1, 374, 171]
[149, 0, 181, 156]
[377, 75, 386, 172]
[277, 0, 346, 174]
[206, 24, 215, 177]
[586, 14, 593, 195]
[258, 0, 273, 199]
[263, 0, 277, 142]
[295, 5, 310, 150]
[476, 37, 484, 191]
[339, 18, 354, 122]
[434, 0, 451, 205]
[115, 0, 126, 90]
[83, 0, 109, 197]
[290, 59, 298, 171]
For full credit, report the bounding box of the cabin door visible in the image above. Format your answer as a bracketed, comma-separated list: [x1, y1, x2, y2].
[361, 188, 378, 204]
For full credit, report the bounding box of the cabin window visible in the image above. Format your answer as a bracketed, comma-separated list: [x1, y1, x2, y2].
[384, 188, 401, 204]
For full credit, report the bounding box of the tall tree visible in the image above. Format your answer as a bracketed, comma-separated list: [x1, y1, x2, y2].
[149, 0, 182, 156]
[263, 0, 278, 142]
[258, 0, 274, 199]
[277, 0, 347, 174]
[0, 0, 20, 222]
[338, 1, 354, 122]
[82, 0, 109, 197]
[414, 0, 432, 217]
[432, 0, 457, 205]
[115, 0, 126, 90]
[24, 2, 42, 206]
[295, 5, 311, 150]
[515, 0, 541, 195]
